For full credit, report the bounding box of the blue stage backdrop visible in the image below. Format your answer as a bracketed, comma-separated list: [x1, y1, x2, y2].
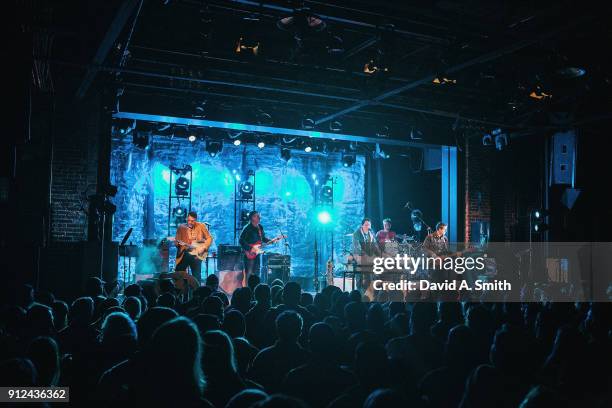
[110, 134, 365, 279]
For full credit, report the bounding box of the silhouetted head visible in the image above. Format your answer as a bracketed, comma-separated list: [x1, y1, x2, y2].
[51, 301, 68, 332]
[438, 302, 464, 325]
[227, 388, 268, 408]
[349, 290, 362, 303]
[139, 317, 204, 404]
[254, 283, 271, 306]
[136, 306, 178, 347]
[300, 293, 313, 307]
[157, 292, 176, 309]
[363, 389, 407, 408]
[389, 302, 406, 318]
[15, 285, 34, 309]
[34, 290, 55, 307]
[223, 310, 246, 338]
[194, 286, 212, 303]
[25, 304, 55, 338]
[85, 277, 105, 298]
[70, 297, 94, 326]
[270, 279, 284, 288]
[202, 330, 238, 377]
[271, 286, 283, 306]
[26, 336, 59, 386]
[466, 304, 494, 335]
[231, 287, 253, 313]
[282, 282, 301, 306]
[313, 293, 330, 312]
[201, 295, 224, 321]
[100, 312, 137, 345]
[158, 278, 175, 294]
[410, 302, 437, 334]
[0, 358, 37, 386]
[247, 274, 261, 292]
[344, 301, 366, 333]
[124, 283, 142, 298]
[367, 303, 386, 333]
[124, 296, 142, 321]
[193, 313, 221, 337]
[446, 325, 477, 369]
[254, 394, 309, 408]
[308, 322, 335, 359]
[490, 324, 529, 374]
[354, 341, 389, 386]
[213, 291, 229, 307]
[205, 274, 219, 291]
[276, 311, 303, 343]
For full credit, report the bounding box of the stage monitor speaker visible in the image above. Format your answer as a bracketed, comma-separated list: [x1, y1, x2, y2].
[262, 253, 290, 284]
[217, 245, 243, 271]
[551, 131, 576, 185]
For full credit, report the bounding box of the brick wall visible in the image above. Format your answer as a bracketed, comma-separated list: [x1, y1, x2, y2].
[50, 98, 100, 242]
[464, 136, 530, 243]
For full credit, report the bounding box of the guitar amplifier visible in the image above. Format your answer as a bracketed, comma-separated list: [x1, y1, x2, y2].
[262, 253, 290, 284]
[217, 244, 243, 271]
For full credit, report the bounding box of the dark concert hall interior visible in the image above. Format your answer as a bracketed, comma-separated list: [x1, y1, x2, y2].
[2, 1, 611, 407]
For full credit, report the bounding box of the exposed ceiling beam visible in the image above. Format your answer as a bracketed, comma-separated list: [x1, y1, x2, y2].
[313, 16, 593, 125]
[74, 0, 141, 99]
[112, 111, 440, 148]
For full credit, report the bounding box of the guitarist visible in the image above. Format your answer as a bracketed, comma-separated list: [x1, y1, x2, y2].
[239, 210, 271, 283]
[175, 211, 213, 284]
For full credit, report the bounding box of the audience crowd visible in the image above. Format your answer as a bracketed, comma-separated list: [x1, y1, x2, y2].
[1, 274, 611, 408]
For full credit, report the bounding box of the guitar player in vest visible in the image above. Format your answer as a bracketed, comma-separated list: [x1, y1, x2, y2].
[175, 211, 213, 284]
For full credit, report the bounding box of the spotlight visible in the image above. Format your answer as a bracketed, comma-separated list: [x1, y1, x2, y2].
[240, 209, 250, 226]
[432, 77, 457, 85]
[114, 119, 135, 136]
[320, 185, 333, 204]
[206, 140, 223, 157]
[188, 134, 197, 143]
[302, 117, 315, 129]
[532, 209, 549, 220]
[175, 176, 190, 196]
[533, 222, 549, 233]
[239, 181, 254, 199]
[172, 207, 187, 224]
[257, 140, 265, 149]
[329, 121, 342, 132]
[277, 7, 326, 33]
[304, 145, 312, 153]
[281, 147, 291, 161]
[317, 210, 332, 225]
[132, 131, 149, 149]
[482, 134, 493, 146]
[233, 139, 241, 146]
[495, 134, 508, 151]
[342, 152, 356, 167]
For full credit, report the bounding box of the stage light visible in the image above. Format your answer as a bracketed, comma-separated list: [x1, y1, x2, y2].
[495, 134, 508, 151]
[342, 152, 356, 167]
[317, 210, 332, 225]
[235, 36, 260, 56]
[304, 145, 312, 153]
[188, 134, 197, 143]
[320, 185, 333, 204]
[257, 140, 265, 149]
[533, 222, 549, 233]
[532, 209, 549, 219]
[206, 140, 223, 157]
[233, 139, 241, 146]
[132, 131, 149, 149]
[175, 176, 190, 196]
[281, 147, 291, 161]
[312, 174, 317, 180]
[432, 76, 456, 85]
[330, 121, 342, 132]
[277, 7, 326, 33]
[482, 134, 493, 146]
[302, 117, 315, 129]
[115, 119, 135, 136]
[173, 207, 187, 224]
[240, 181, 254, 199]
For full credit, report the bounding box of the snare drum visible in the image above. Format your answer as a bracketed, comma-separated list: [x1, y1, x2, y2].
[383, 240, 399, 256]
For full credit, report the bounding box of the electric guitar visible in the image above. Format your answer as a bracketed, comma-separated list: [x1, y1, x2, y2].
[167, 237, 209, 261]
[244, 235, 287, 259]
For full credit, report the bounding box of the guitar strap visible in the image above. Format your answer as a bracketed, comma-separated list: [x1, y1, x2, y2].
[257, 225, 263, 241]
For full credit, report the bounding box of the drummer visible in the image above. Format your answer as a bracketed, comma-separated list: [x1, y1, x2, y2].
[375, 218, 397, 247]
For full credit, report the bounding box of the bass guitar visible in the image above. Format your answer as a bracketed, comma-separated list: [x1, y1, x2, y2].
[244, 235, 287, 259]
[166, 237, 209, 261]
